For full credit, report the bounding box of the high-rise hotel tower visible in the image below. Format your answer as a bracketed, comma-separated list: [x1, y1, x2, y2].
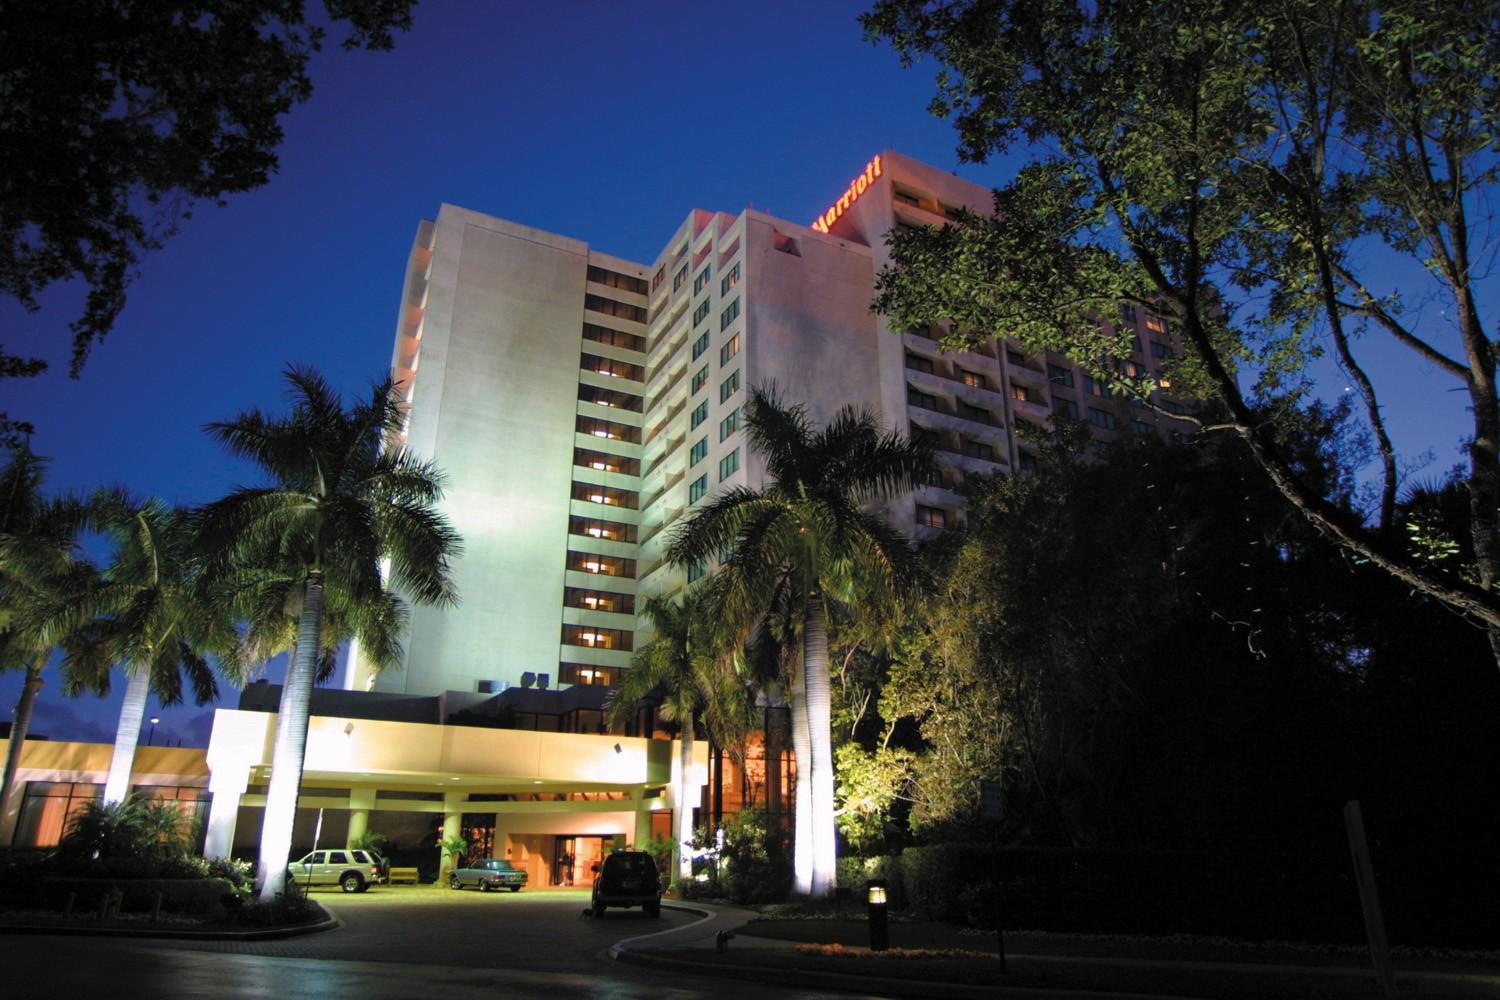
[356, 151, 1189, 698]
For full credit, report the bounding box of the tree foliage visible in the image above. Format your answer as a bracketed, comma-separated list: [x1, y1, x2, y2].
[862, 0, 1500, 650]
[0, 0, 416, 441]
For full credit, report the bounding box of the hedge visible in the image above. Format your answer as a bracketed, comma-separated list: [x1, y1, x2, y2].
[18, 876, 237, 916]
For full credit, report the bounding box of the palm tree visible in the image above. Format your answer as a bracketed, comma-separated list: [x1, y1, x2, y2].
[0, 444, 95, 839]
[197, 366, 460, 900]
[63, 492, 235, 805]
[667, 388, 931, 896]
[608, 586, 742, 882]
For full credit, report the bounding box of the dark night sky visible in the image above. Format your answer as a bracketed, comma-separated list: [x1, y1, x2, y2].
[1, 1, 1476, 747]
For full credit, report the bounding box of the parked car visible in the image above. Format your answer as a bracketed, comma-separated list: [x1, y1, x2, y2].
[288, 848, 383, 893]
[591, 850, 661, 917]
[449, 858, 528, 892]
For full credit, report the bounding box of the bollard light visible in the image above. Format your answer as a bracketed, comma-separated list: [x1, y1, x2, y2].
[867, 878, 889, 952]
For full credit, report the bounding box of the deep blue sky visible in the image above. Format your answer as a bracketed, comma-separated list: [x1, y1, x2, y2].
[1, 1, 1476, 746]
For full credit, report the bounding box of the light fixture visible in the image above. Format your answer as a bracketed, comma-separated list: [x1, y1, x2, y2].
[591, 461, 607, 470]
[588, 527, 603, 537]
[344, 722, 354, 736]
[613, 743, 623, 754]
[868, 879, 890, 951]
[593, 429, 609, 437]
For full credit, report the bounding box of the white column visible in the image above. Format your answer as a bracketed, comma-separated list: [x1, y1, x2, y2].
[203, 771, 249, 859]
[439, 793, 463, 878]
[347, 787, 375, 846]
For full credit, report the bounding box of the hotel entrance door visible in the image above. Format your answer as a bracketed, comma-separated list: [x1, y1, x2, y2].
[553, 835, 609, 886]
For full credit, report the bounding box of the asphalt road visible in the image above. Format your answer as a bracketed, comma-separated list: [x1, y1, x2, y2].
[0, 886, 882, 1000]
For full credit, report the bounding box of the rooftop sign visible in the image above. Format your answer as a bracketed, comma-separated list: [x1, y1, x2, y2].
[811, 155, 883, 233]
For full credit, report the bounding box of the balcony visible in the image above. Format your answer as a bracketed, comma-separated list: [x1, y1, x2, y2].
[642, 472, 684, 512]
[643, 399, 686, 445]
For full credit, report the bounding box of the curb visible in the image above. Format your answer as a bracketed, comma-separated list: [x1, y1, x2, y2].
[0, 904, 341, 941]
[608, 945, 1193, 1000]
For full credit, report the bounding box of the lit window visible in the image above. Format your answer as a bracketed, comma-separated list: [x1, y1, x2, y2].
[1010, 384, 1031, 403]
[960, 370, 984, 388]
[719, 370, 741, 402]
[720, 334, 740, 366]
[720, 263, 741, 295]
[915, 505, 946, 529]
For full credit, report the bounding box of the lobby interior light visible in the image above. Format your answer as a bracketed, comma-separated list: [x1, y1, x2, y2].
[593, 429, 609, 437]
[588, 527, 603, 537]
[591, 461, 607, 470]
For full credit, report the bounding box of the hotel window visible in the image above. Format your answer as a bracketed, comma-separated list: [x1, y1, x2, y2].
[568, 515, 638, 544]
[961, 439, 995, 461]
[1019, 451, 1038, 473]
[1014, 417, 1037, 436]
[584, 295, 647, 324]
[1047, 363, 1074, 387]
[1121, 303, 1138, 322]
[567, 551, 636, 577]
[905, 353, 934, 374]
[687, 558, 706, 583]
[582, 323, 646, 352]
[587, 265, 648, 295]
[561, 663, 619, 687]
[1083, 375, 1109, 397]
[1150, 341, 1172, 359]
[894, 189, 921, 207]
[1052, 397, 1079, 420]
[719, 407, 739, 441]
[1134, 419, 1154, 435]
[580, 353, 645, 381]
[1122, 360, 1148, 379]
[720, 262, 741, 294]
[910, 425, 941, 450]
[1086, 407, 1118, 431]
[672, 264, 688, 290]
[691, 330, 710, 360]
[573, 448, 639, 476]
[690, 437, 708, 466]
[571, 482, 638, 509]
[1131, 334, 1144, 353]
[1006, 350, 1027, 366]
[720, 334, 740, 366]
[651, 266, 666, 291]
[692, 266, 712, 294]
[575, 415, 641, 444]
[13, 781, 102, 848]
[561, 624, 633, 652]
[689, 400, 709, 429]
[718, 448, 740, 482]
[915, 505, 946, 529]
[692, 300, 711, 326]
[719, 369, 741, 402]
[958, 402, 991, 425]
[691, 365, 709, 394]
[720, 298, 740, 331]
[960, 369, 986, 389]
[1010, 384, 1031, 403]
[689, 474, 708, 504]
[907, 387, 939, 411]
[1145, 313, 1167, 334]
[578, 384, 642, 412]
[564, 587, 636, 614]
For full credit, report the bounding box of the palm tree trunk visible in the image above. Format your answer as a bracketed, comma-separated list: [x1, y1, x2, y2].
[102, 668, 150, 804]
[256, 571, 324, 901]
[0, 663, 43, 845]
[789, 659, 814, 896]
[803, 595, 836, 897]
[677, 714, 696, 882]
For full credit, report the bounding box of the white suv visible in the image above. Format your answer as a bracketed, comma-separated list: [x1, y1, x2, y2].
[288, 848, 382, 893]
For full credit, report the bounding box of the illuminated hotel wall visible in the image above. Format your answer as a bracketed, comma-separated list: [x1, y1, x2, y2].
[364, 152, 1193, 695]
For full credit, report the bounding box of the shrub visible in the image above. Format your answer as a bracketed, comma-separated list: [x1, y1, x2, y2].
[34, 875, 236, 915]
[205, 857, 254, 890]
[230, 891, 324, 927]
[837, 854, 906, 909]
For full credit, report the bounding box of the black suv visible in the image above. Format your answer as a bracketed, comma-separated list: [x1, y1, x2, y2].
[591, 850, 662, 918]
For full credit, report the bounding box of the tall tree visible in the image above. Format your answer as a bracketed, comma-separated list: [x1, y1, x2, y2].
[198, 367, 459, 900]
[0, 0, 416, 442]
[63, 492, 232, 805]
[862, 0, 1500, 660]
[668, 388, 932, 895]
[608, 588, 736, 881]
[0, 444, 94, 837]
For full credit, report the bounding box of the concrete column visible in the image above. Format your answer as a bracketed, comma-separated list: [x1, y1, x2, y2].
[439, 793, 463, 878]
[633, 796, 653, 851]
[346, 788, 375, 847]
[203, 771, 250, 860]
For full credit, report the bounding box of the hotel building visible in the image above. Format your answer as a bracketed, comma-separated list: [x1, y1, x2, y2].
[0, 151, 1189, 878]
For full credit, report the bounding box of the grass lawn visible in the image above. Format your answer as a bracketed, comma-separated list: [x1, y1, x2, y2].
[688, 919, 1500, 999]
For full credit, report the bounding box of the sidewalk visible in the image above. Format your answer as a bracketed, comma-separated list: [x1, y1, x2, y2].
[611, 906, 1500, 999]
